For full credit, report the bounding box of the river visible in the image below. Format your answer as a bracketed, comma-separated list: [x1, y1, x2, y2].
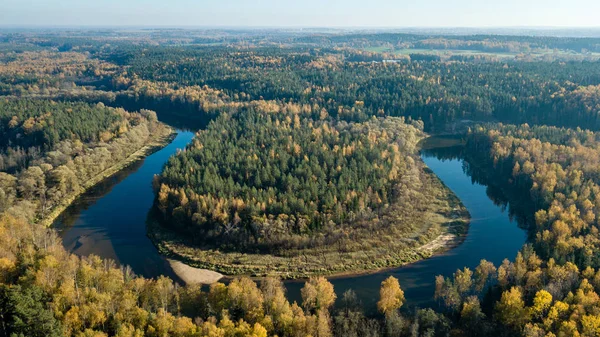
[55, 130, 195, 282]
[54, 132, 528, 312]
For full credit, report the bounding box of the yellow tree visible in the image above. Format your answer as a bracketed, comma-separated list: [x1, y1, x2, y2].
[474, 259, 497, 292]
[495, 287, 530, 331]
[208, 283, 230, 316]
[227, 277, 265, 323]
[460, 296, 485, 334]
[581, 315, 600, 336]
[315, 309, 332, 337]
[301, 277, 336, 313]
[261, 277, 292, 330]
[530, 290, 552, 320]
[377, 276, 405, 315]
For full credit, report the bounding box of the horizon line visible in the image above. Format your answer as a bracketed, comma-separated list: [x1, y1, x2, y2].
[2, 25, 600, 30]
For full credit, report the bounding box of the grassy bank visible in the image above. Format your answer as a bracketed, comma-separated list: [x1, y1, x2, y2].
[148, 164, 470, 279]
[39, 124, 175, 227]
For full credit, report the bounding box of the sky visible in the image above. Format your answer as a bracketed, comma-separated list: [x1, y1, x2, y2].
[2, 0, 600, 28]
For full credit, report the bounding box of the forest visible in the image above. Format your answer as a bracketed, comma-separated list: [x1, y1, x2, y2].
[429, 123, 600, 336]
[0, 213, 421, 337]
[157, 108, 425, 247]
[117, 46, 600, 131]
[3, 28, 600, 336]
[0, 97, 170, 225]
[152, 102, 465, 276]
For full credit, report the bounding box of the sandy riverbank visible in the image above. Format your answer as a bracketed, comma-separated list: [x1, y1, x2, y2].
[168, 259, 223, 284]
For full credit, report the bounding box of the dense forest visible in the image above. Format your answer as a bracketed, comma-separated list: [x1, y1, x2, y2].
[0, 213, 423, 337]
[156, 108, 425, 248]
[4, 29, 600, 336]
[152, 100, 466, 276]
[4, 39, 600, 133]
[0, 97, 169, 224]
[118, 47, 600, 131]
[428, 123, 600, 336]
[0, 99, 123, 161]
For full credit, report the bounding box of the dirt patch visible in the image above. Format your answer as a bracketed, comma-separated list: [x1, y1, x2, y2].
[419, 233, 459, 253]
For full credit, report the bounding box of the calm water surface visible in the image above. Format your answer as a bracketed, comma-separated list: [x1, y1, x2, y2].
[56, 135, 528, 311]
[285, 139, 528, 311]
[55, 131, 195, 281]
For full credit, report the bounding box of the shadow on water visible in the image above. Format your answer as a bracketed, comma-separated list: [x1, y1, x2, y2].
[284, 135, 532, 313]
[56, 129, 534, 315]
[113, 95, 215, 131]
[53, 102, 215, 283]
[54, 129, 196, 283]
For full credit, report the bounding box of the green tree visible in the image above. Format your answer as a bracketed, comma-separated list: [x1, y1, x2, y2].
[0, 284, 62, 337]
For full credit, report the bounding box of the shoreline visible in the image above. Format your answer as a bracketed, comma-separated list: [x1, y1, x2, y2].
[46, 127, 472, 284]
[167, 259, 224, 285]
[147, 157, 471, 281]
[266, 229, 468, 284]
[151, 214, 469, 283]
[39, 124, 176, 228]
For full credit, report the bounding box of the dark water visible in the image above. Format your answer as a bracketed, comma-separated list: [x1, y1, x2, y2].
[285, 137, 528, 311]
[55, 130, 195, 281]
[55, 134, 528, 312]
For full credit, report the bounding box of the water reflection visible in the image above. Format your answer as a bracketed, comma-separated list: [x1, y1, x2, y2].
[421, 137, 534, 230]
[56, 133, 532, 314]
[285, 136, 530, 312]
[55, 131, 196, 282]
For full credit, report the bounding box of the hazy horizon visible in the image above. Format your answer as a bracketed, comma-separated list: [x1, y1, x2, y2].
[3, 0, 600, 28]
[1, 25, 600, 29]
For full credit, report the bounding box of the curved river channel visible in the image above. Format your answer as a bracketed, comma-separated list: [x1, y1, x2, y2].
[55, 131, 528, 312]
